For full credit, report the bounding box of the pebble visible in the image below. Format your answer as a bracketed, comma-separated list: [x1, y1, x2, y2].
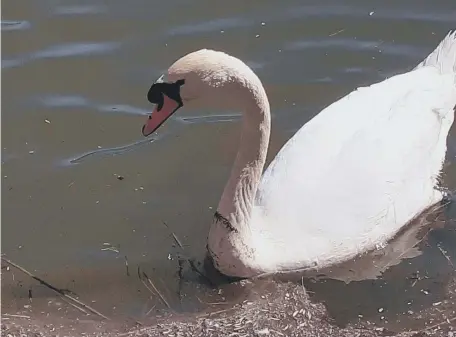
[256, 328, 270, 335]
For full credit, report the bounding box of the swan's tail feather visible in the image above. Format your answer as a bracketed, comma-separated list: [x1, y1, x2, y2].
[415, 30, 456, 79]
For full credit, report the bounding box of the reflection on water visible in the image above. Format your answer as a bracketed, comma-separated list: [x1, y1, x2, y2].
[2, 0, 455, 333]
[1, 20, 31, 31]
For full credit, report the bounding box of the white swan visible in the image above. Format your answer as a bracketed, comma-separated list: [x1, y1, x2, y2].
[142, 31, 456, 278]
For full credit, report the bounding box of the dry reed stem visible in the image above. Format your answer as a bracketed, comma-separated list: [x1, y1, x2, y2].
[137, 266, 171, 309]
[436, 244, 455, 269]
[1, 256, 110, 320]
[412, 315, 456, 334]
[163, 221, 185, 250]
[2, 314, 30, 319]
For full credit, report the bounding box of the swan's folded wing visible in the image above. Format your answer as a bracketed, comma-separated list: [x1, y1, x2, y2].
[253, 66, 455, 268]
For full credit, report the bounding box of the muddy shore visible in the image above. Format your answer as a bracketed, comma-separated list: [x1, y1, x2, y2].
[2, 278, 456, 337]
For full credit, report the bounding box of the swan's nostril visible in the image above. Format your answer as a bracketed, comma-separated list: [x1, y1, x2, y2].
[148, 115, 152, 120]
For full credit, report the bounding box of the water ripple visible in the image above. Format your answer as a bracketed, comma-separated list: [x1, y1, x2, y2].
[1, 20, 31, 31]
[37, 94, 149, 116]
[1, 59, 24, 69]
[34, 42, 120, 59]
[59, 113, 240, 166]
[62, 136, 159, 166]
[2, 42, 120, 70]
[166, 17, 251, 36]
[39, 95, 89, 108]
[280, 5, 456, 23]
[98, 104, 150, 115]
[53, 5, 108, 16]
[177, 114, 241, 124]
[285, 38, 426, 58]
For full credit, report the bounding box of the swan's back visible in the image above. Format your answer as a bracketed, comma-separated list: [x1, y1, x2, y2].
[251, 33, 456, 272]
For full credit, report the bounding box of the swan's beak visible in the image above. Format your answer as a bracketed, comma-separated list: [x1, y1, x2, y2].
[142, 95, 181, 137]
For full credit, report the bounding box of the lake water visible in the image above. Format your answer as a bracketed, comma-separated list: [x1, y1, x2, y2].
[2, 0, 456, 333]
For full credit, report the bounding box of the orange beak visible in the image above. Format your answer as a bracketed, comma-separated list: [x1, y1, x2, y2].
[142, 95, 180, 137]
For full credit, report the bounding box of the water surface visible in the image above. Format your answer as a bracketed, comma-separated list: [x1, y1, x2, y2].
[2, 0, 456, 332]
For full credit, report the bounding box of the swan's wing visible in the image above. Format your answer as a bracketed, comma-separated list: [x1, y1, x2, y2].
[253, 66, 455, 269]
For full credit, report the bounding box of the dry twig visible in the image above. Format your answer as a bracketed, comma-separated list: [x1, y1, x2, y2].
[1, 257, 109, 320]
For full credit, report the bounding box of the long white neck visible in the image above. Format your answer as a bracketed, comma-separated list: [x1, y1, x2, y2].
[217, 88, 271, 233]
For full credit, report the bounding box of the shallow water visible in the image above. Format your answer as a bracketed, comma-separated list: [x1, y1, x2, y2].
[2, 0, 456, 332]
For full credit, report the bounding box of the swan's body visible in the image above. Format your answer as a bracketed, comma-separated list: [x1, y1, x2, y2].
[142, 31, 456, 278]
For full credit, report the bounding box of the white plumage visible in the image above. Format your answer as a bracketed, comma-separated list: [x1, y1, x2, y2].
[252, 31, 456, 273]
[147, 31, 456, 277]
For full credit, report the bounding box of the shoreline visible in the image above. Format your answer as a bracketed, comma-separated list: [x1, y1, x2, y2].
[2, 280, 455, 337]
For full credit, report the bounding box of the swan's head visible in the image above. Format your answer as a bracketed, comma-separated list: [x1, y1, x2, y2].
[142, 49, 265, 136]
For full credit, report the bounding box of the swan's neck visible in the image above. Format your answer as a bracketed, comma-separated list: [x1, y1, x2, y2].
[217, 95, 271, 233]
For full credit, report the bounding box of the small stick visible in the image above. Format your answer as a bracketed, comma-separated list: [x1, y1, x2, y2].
[329, 28, 345, 37]
[2, 257, 109, 320]
[197, 307, 236, 318]
[142, 271, 171, 309]
[118, 326, 150, 337]
[2, 314, 30, 319]
[124, 256, 130, 276]
[413, 315, 456, 333]
[437, 244, 454, 268]
[137, 267, 171, 309]
[145, 304, 156, 316]
[59, 295, 90, 315]
[301, 276, 307, 297]
[196, 296, 226, 306]
[138, 267, 156, 298]
[177, 257, 184, 302]
[163, 222, 185, 249]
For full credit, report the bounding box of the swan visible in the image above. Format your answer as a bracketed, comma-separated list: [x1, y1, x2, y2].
[141, 31, 456, 278]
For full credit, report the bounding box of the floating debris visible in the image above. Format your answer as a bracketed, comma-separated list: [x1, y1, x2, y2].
[329, 28, 345, 37]
[101, 243, 119, 253]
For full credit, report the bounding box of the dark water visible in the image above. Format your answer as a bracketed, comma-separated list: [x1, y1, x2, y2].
[2, 0, 456, 332]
